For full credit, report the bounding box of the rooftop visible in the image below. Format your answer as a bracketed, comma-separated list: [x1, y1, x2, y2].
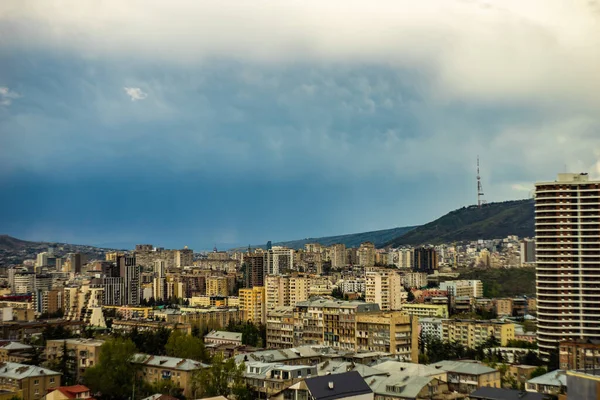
[305, 370, 372, 400]
[134, 354, 209, 371]
[430, 360, 498, 375]
[526, 369, 566, 387]
[0, 362, 60, 380]
[204, 330, 242, 342]
[470, 386, 547, 400]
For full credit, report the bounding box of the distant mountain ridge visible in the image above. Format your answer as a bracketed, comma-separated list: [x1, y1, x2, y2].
[383, 199, 534, 247]
[231, 226, 418, 251]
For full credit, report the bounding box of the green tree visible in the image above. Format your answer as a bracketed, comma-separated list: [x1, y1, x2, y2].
[58, 341, 76, 385]
[406, 290, 415, 302]
[165, 330, 210, 362]
[530, 366, 547, 379]
[83, 337, 142, 400]
[191, 354, 251, 399]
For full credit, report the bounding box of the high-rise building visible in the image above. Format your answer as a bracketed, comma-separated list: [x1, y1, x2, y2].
[265, 275, 311, 312]
[358, 242, 375, 267]
[118, 255, 140, 306]
[64, 253, 82, 273]
[329, 244, 347, 268]
[206, 276, 228, 296]
[412, 247, 438, 273]
[536, 172, 600, 356]
[243, 253, 266, 288]
[365, 270, 404, 311]
[239, 286, 266, 325]
[175, 247, 193, 267]
[520, 239, 536, 265]
[265, 246, 294, 275]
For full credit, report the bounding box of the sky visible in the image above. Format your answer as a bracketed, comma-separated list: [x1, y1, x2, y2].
[1, 0, 600, 250]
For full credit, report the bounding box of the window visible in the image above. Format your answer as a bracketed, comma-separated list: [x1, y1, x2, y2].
[34, 379, 39, 385]
[35, 389, 39, 395]
[50, 377, 55, 383]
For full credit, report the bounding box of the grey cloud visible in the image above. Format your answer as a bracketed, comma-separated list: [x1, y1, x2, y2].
[0, 86, 20, 106]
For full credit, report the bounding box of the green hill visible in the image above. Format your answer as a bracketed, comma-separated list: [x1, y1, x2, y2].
[383, 199, 534, 247]
[232, 226, 417, 251]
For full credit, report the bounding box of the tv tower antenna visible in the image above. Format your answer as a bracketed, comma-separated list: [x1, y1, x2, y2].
[477, 156, 486, 207]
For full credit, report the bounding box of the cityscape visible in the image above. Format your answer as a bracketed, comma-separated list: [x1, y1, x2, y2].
[2, 1, 600, 400]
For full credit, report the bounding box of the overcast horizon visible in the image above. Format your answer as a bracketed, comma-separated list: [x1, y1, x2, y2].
[1, 1, 599, 250]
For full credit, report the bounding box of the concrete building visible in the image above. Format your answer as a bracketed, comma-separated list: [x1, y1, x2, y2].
[133, 354, 207, 398]
[525, 369, 567, 396]
[0, 362, 61, 400]
[266, 306, 295, 349]
[46, 338, 104, 382]
[401, 272, 427, 289]
[356, 311, 418, 362]
[265, 246, 294, 275]
[520, 239, 536, 265]
[440, 280, 483, 298]
[442, 319, 515, 348]
[358, 242, 375, 267]
[239, 286, 266, 324]
[338, 278, 366, 294]
[419, 317, 444, 341]
[204, 330, 242, 345]
[206, 276, 228, 297]
[412, 247, 438, 273]
[401, 304, 449, 318]
[175, 247, 193, 267]
[535, 172, 600, 356]
[329, 244, 347, 268]
[495, 298, 513, 317]
[559, 339, 600, 370]
[243, 253, 266, 288]
[265, 275, 310, 312]
[365, 270, 404, 311]
[430, 360, 501, 394]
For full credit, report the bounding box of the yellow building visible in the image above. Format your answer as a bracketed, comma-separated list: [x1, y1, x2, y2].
[206, 276, 229, 297]
[103, 305, 153, 320]
[239, 286, 266, 325]
[442, 319, 515, 348]
[356, 311, 418, 361]
[0, 362, 60, 400]
[495, 299, 513, 316]
[105, 251, 124, 261]
[365, 270, 403, 311]
[266, 275, 312, 312]
[266, 306, 295, 349]
[401, 303, 449, 318]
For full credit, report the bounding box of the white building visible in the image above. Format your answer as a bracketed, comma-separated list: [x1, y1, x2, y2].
[440, 280, 483, 298]
[419, 317, 444, 341]
[365, 270, 404, 311]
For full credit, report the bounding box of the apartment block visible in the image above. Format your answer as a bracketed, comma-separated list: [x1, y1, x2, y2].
[439, 280, 483, 298]
[266, 306, 295, 349]
[402, 272, 428, 289]
[419, 317, 444, 341]
[401, 304, 449, 318]
[365, 270, 404, 311]
[206, 276, 228, 297]
[133, 354, 206, 398]
[536, 173, 600, 356]
[559, 339, 600, 370]
[329, 244, 347, 268]
[442, 319, 515, 349]
[0, 363, 60, 400]
[356, 311, 418, 361]
[239, 286, 266, 325]
[266, 275, 311, 312]
[46, 339, 104, 382]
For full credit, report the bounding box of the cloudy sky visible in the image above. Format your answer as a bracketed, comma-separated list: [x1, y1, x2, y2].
[1, 0, 599, 250]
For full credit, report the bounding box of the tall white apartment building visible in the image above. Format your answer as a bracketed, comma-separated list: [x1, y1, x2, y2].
[419, 317, 444, 341]
[535, 173, 600, 356]
[365, 270, 404, 311]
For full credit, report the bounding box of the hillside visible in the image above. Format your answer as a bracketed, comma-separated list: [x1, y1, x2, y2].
[457, 266, 536, 297]
[232, 226, 417, 251]
[0, 235, 36, 251]
[383, 199, 534, 247]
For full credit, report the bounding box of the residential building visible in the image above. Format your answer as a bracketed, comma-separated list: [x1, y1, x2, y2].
[401, 303, 448, 318]
[559, 339, 600, 370]
[338, 278, 366, 294]
[0, 362, 61, 400]
[206, 277, 228, 297]
[265, 246, 294, 275]
[566, 369, 600, 400]
[495, 299, 513, 317]
[204, 330, 242, 346]
[243, 253, 265, 288]
[265, 275, 310, 312]
[284, 371, 373, 400]
[0, 342, 33, 364]
[525, 369, 567, 395]
[470, 387, 546, 400]
[535, 172, 600, 356]
[358, 242, 375, 267]
[175, 247, 193, 268]
[419, 317, 444, 341]
[356, 311, 418, 361]
[365, 270, 403, 311]
[440, 280, 483, 298]
[430, 360, 501, 394]
[412, 247, 438, 273]
[330, 244, 347, 268]
[134, 354, 207, 398]
[520, 239, 536, 265]
[401, 272, 427, 289]
[442, 319, 515, 348]
[45, 339, 104, 381]
[118, 255, 141, 306]
[266, 306, 294, 349]
[239, 286, 266, 324]
[244, 362, 317, 398]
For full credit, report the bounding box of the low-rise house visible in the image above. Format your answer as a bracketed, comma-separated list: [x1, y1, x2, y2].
[244, 362, 317, 398]
[430, 361, 501, 394]
[372, 360, 447, 381]
[46, 339, 104, 382]
[133, 354, 208, 398]
[525, 369, 566, 396]
[0, 362, 60, 400]
[507, 365, 538, 388]
[283, 370, 373, 400]
[44, 385, 93, 400]
[204, 330, 242, 346]
[316, 360, 387, 378]
[488, 347, 539, 364]
[367, 374, 460, 400]
[234, 346, 325, 366]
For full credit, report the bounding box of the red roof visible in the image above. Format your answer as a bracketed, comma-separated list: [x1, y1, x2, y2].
[48, 385, 92, 399]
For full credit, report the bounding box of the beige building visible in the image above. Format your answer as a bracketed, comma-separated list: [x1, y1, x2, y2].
[431, 360, 501, 394]
[0, 362, 60, 400]
[239, 286, 266, 324]
[356, 311, 418, 361]
[206, 276, 229, 297]
[266, 275, 311, 312]
[442, 319, 515, 348]
[365, 270, 404, 311]
[46, 338, 104, 381]
[358, 242, 376, 267]
[329, 244, 347, 268]
[401, 303, 449, 318]
[439, 280, 483, 298]
[535, 172, 600, 356]
[134, 354, 206, 398]
[266, 306, 295, 349]
[495, 298, 513, 316]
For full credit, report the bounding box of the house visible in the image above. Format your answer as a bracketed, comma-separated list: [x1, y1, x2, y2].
[204, 330, 243, 346]
[243, 361, 317, 398]
[133, 354, 208, 398]
[0, 341, 34, 363]
[366, 374, 461, 400]
[284, 370, 373, 400]
[44, 385, 93, 400]
[525, 370, 566, 395]
[506, 365, 538, 387]
[430, 361, 501, 394]
[0, 362, 61, 400]
[470, 387, 548, 400]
